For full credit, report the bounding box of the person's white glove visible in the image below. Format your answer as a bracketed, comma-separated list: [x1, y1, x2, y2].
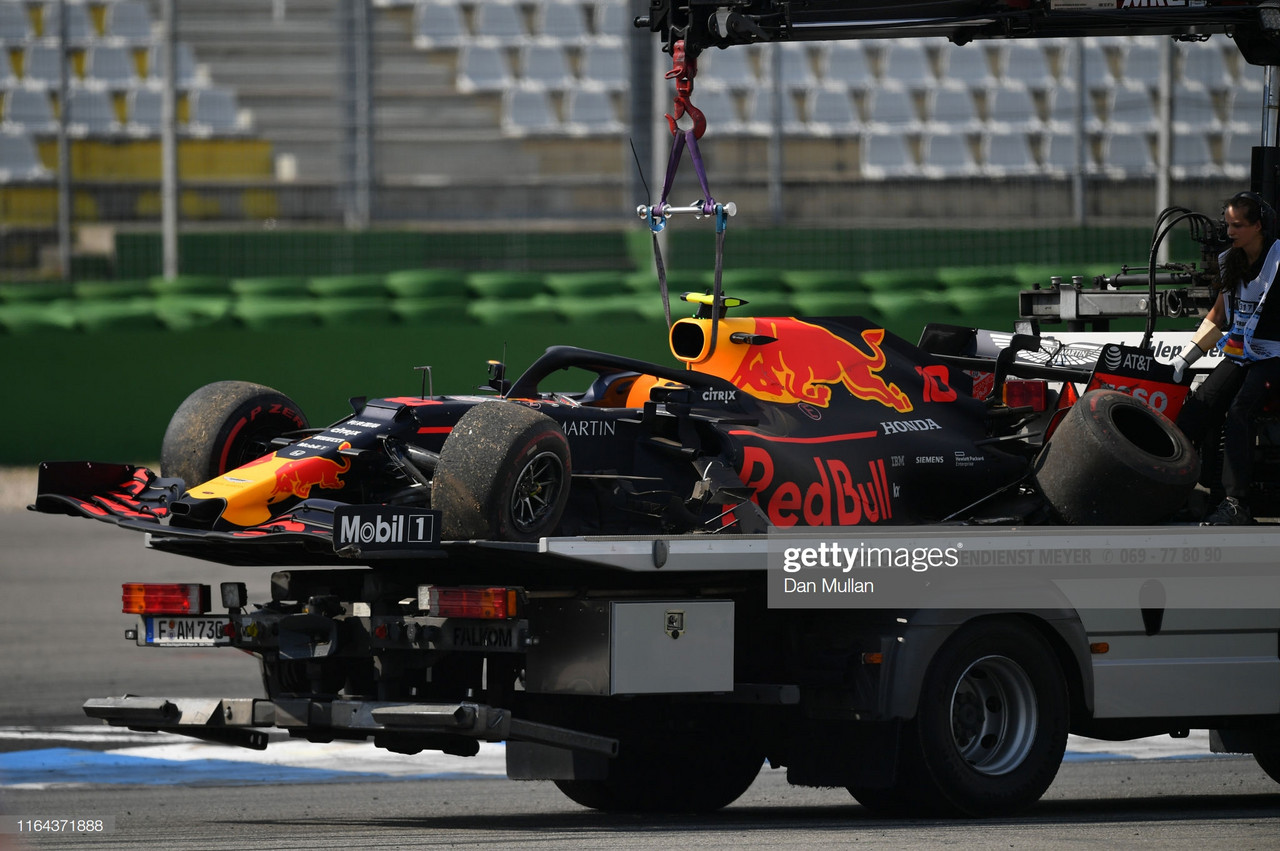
[1171, 347, 1200, 383]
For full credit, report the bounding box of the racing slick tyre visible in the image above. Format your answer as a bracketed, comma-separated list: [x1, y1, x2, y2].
[160, 381, 308, 490]
[433, 401, 571, 542]
[906, 620, 1069, 817]
[1033, 389, 1199, 524]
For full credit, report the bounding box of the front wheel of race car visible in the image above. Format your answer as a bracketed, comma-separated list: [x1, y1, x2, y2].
[1033, 389, 1199, 524]
[432, 402, 571, 542]
[161, 380, 309, 489]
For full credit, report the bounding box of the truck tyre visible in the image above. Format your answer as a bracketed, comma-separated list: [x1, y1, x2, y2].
[909, 620, 1068, 817]
[553, 733, 763, 813]
[433, 402, 571, 542]
[1033, 389, 1199, 524]
[1255, 749, 1280, 785]
[161, 381, 308, 490]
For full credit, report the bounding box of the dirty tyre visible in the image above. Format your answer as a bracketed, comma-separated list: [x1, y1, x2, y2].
[433, 402, 571, 542]
[1256, 749, 1280, 785]
[908, 621, 1068, 817]
[1034, 389, 1199, 524]
[161, 381, 308, 489]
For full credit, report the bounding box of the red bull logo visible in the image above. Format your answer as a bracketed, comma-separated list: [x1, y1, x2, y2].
[269, 452, 352, 502]
[186, 443, 353, 528]
[738, 445, 895, 527]
[726, 319, 913, 412]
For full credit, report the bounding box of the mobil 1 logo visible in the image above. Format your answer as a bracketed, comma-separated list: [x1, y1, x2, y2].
[334, 506, 441, 555]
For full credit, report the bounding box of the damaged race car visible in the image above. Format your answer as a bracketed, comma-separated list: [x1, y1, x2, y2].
[33, 286, 1202, 560]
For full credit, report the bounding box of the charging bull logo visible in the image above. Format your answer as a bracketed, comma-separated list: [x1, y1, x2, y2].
[270, 451, 352, 502]
[199, 443, 354, 527]
[729, 319, 913, 412]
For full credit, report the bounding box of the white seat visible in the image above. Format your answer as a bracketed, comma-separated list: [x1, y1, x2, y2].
[1001, 43, 1054, 89]
[777, 43, 816, 90]
[147, 42, 200, 88]
[693, 88, 744, 133]
[863, 132, 919, 179]
[520, 43, 573, 89]
[696, 46, 757, 93]
[1224, 131, 1253, 179]
[0, 3, 32, 40]
[987, 84, 1039, 131]
[189, 87, 241, 134]
[1171, 130, 1218, 178]
[1178, 40, 1233, 91]
[40, 1, 94, 41]
[1107, 87, 1158, 133]
[881, 41, 934, 89]
[1044, 132, 1092, 176]
[23, 44, 67, 88]
[826, 42, 872, 91]
[565, 88, 622, 134]
[1101, 132, 1154, 176]
[85, 45, 139, 88]
[473, 2, 526, 42]
[807, 86, 859, 134]
[1120, 41, 1162, 84]
[0, 130, 50, 181]
[594, 2, 627, 38]
[413, 3, 468, 48]
[580, 42, 625, 89]
[981, 131, 1037, 176]
[456, 43, 511, 93]
[503, 87, 560, 135]
[105, 0, 153, 41]
[928, 88, 980, 132]
[538, 2, 589, 41]
[125, 87, 164, 134]
[1172, 89, 1220, 133]
[941, 46, 995, 90]
[922, 133, 978, 177]
[66, 88, 120, 135]
[1227, 87, 1264, 135]
[3, 89, 58, 133]
[867, 88, 919, 131]
[1060, 41, 1114, 91]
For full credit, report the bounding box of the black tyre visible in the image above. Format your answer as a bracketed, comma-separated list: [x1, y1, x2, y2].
[433, 402, 571, 542]
[1034, 389, 1199, 524]
[554, 733, 763, 813]
[1256, 748, 1280, 785]
[908, 621, 1069, 817]
[161, 380, 308, 489]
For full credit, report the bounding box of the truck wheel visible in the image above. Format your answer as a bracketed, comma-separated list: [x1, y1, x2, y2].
[909, 621, 1068, 817]
[161, 381, 308, 489]
[1255, 749, 1280, 785]
[1033, 389, 1199, 524]
[433, 402, 571, 542]
[553, 735, 763, 813]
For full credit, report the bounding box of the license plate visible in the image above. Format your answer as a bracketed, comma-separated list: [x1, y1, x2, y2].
[142, 616, 230, 646]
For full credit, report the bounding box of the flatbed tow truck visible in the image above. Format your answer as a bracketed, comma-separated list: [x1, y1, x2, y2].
[49, 0, 1280, 819]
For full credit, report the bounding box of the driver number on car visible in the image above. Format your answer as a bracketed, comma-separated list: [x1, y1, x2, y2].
[142, 616, 230, 646]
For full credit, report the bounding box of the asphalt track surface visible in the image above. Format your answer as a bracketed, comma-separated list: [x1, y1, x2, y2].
[1, 505, 1278, 849]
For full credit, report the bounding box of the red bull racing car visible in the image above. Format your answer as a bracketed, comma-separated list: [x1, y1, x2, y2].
[33, 290, 1202, 564]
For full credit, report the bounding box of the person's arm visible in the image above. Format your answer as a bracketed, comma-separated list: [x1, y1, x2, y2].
[1171, 291, 1226, 382]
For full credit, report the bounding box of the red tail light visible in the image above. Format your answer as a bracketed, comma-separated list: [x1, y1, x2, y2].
[424, 586, 518, 619]
[1002, 379, 1049, 412]
[122, 583, 210, 615]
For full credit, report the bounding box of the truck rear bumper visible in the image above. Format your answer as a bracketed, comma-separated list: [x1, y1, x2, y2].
[83, 695, 619, 757]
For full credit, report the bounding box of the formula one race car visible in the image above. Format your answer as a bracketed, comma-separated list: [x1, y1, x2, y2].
[32, 289, 1202, 564]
